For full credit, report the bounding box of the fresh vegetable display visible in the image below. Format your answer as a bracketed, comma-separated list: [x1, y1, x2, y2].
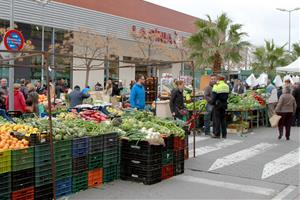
[0, 131, 29, 151]
[227, 91, 265, 111]
[185, 100, 207, 111]
[79, 110, 108, 122]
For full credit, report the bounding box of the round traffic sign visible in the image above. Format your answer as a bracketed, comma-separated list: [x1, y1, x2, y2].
[3, 30, 25, 51]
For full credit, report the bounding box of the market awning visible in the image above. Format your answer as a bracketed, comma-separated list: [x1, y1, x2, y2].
[276, 57, 300, 73]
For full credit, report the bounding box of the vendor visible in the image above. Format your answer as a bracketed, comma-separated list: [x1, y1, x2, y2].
[130, 74, 146, 110]
[170, 80, 186, 120]
[69, 85, 90, 108]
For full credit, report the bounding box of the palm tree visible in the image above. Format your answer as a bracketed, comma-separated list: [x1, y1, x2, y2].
[252, 40, 289, 76]
[291, 42, 300, 60]
[188, 13, 250, 73]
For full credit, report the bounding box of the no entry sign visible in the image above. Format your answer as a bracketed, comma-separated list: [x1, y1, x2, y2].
[3, 30, 25, 51]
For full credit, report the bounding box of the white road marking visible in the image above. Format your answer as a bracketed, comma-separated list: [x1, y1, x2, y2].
[189, 139, 242, 158]
[271, 185, 298, 200]
[209, 143, 278, 171]
[188, 136, 209, 145]
[262, 147, 300, 179]
[175, 175, 276, 196]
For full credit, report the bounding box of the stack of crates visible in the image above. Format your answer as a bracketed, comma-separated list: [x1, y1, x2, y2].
[72, 137, 89, 193]
[0, 150, 11, 200]
[103, 133, 120, 183]
[11, 147, 35, 200]
[120, 140, 162, 185]
[88, 135, 104, 188]
[34, 144, 53, 200]
[161, 136, 174, 180]
[173, 137, 185, 175]
[54, 140, 72, 199]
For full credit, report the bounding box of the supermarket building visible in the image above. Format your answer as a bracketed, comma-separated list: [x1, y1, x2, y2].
[0, 0, 198, 88]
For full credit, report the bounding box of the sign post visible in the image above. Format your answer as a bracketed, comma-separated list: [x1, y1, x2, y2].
[4, 28, 25, 110]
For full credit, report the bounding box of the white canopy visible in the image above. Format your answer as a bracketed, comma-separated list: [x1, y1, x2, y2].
[276, 57, 300, 73]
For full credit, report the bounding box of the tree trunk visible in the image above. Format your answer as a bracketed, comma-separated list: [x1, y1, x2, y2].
[213, 52, 222, 74]
[85, 66, 90, 87]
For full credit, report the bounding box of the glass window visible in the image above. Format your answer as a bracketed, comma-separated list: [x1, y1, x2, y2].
[0, 19, 9, 79]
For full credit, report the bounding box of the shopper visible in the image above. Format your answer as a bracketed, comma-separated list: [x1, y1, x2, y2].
[169, 80, 186, 120]
[26, 83, 39, 115]
[232, 79, 246, 95]
[94, 82, 103, 91]
[0, 78, 8, 95]
[82, 85, 90, 94]
[49, 79, 55, 99]
[266, 80, 278, 118]
[0, 91, 6, 110]
[20, 79, 29, 100]
[105, 80, 113, 96]
[130, 74, 146, 110]
[204, 75, 217, 135]
[55, 79, 65, 99]
[68, 85, 90, 108]
[6, 84, 27, 113]
[275, 86, 297, 140]
[112, 81, 122, 97]
[35, 81, 45, 95]
[210, 75, 230, 139]
[292, 82, 300, 127]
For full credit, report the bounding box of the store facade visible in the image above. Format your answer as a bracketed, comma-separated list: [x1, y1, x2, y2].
[0, 0, 197, 88]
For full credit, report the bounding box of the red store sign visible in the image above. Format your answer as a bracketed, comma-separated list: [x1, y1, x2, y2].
[131, 25, 178, 45]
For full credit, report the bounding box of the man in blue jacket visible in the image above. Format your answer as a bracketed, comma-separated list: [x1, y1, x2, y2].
[130, 74, 146, 110]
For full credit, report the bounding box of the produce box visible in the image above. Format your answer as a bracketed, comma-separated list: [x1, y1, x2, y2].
[72, 156, 88, 175]
[11, 186, 34, 200]
[162, 135, 173, 151]
[34, 164, 52, 187]
[103, 132, 119, 151]
[0, 172, 11, 200]
[103, 165, 119, 183]
[88, 168, 103, 188]
[0, 150, 11, 174]
[88, 153, 103, 170]
[11, 147, 34, 171]
[103, 149, 119, 168]
[55, 158, 72, 180]
[89, 135, 104, 154]
[11, 168, 34, 192]
[161, 164, 174, 180]
[34, 183, 53, 200]
[34, 144, 51, 167]
[72, 137, 89, 158]
[173, 137, 185, 151]
[173, 160, 184, 176]
[72, 172, 88, 193]
[173, 149, 184, 163]
[162, 150, 173, 165]
[54, 140, 72, 162]
[56, 177, 72, 199]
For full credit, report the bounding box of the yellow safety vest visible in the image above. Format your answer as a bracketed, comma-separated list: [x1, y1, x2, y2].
[212, 81, 230, 94]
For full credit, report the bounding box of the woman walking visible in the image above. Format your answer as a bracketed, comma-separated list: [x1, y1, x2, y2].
[26, 84, 39, 115]
[170, 80, 186, 120]
[275, 86, 297, 140]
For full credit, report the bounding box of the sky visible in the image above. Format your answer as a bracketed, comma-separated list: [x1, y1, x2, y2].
[146, 0, 300, 48]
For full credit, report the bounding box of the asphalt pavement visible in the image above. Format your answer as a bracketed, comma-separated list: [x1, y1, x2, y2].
[69, 127, 300, 200]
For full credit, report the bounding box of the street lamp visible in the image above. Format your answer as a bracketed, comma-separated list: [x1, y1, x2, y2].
[32, 0, 51, 84]
[276, 7, 300, 52]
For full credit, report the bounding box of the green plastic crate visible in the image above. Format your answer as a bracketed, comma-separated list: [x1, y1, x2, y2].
[11, 147, 34, 171]
[88, 153, 103, 170]
[103, 149, 119, 167]
[54, 140, 72, 162]
[0, 150, 11, 174]
[0, 192, 10, 200]
[103, 165, 119, 183]
[55, 158, 72, 180]
[35, 144, 51, 166]
[162, 150, 173, 165]
[72, 172, 88, 193]
[35, 164, 52, 187]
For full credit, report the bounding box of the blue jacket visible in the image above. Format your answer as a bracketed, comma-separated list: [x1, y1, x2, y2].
[130, 83, 145, 109]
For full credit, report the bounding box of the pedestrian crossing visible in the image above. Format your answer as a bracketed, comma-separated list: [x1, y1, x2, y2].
[187, 135, 300, 181]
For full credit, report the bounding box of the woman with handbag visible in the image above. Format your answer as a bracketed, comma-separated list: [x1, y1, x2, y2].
[170, 80, 186, 120]
[275, 86, 297, 140]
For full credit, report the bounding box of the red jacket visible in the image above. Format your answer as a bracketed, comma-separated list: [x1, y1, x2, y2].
[6, 90, 27, 113]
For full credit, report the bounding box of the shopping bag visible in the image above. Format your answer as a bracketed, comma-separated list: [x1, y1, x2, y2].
[269, 114, 282, 128]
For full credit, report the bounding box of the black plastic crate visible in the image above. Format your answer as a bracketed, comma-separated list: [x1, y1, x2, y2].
[103, 165, 119, 183]
[0, 172, 10, 196]
[120, 165, 161, 185]
[88, 153, 103, 170]
[121, 140, 163, 156]
[72, 156, 88, 174]
[34, 183, 53, 200]
[89, 135, 104, 154]
[55, 158, 72, 180]
[11, 168, 34, 191]
[34, 164, 52, 187]
[72, 172, 88, 193]
[103, 149, 119, 167]
[174, 160, 184, 175]
[173, 149, 184, 163]
[121, 155, 162, 169]
[163, 135, 174, 150]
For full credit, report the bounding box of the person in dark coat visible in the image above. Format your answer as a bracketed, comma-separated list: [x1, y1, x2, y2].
[26, 84, 39, 115]
[68, 85, 90, 108]
[292, 82, 300, 127]
[112, 81, 122, 97]
[232, 79, 246, 95]
[170, 80, 186, 120]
